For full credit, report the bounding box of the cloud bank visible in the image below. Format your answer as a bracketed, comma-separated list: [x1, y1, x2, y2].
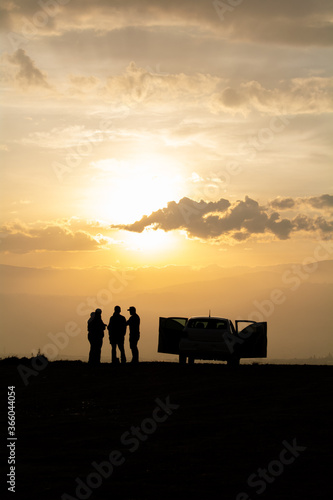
[112, 195, 333, 242]
[0, 221, 108, 254]
[3, 0, 332, 46]
[1, 196, 332, 253]
[3, 53, 331, 117]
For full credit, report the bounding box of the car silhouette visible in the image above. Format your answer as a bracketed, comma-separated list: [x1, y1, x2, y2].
[158, 316, 267, 365]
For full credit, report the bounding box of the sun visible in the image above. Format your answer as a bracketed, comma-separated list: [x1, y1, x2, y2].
[122, 227, 176, 254]
[87, 154, 183, 225]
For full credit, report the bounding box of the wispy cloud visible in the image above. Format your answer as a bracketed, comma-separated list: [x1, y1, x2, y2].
[5, 49, 50, 89]
[105, 61, 221, 106]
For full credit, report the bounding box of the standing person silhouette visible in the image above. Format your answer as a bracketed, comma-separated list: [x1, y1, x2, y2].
[127, 306, 140, 363]
[108, 306, 127, 364]
[87, 308, 106, 365]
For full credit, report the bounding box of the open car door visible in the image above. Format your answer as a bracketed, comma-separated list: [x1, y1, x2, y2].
[235, 320, 267, 358]
[158, 317, 188, 355]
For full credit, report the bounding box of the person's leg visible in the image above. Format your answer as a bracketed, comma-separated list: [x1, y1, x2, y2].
[118, 338, 126, 363]
[90, 341, 100, 365]
[111, 342, 118, 363]
[96, 339, 103, 364]
[130, 337, 139, 363]
[88, 335, 94, 364]
[88, 342, 94, 364]
[135, 340, 139, 363]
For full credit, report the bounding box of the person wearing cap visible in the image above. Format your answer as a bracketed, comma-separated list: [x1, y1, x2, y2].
[87, 308, 106, 365]
[126, 306, 140, 363]
[107, 305, 127, 364]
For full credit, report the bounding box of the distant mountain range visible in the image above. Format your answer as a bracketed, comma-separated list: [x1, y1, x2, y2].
[0, 260, 332, 361]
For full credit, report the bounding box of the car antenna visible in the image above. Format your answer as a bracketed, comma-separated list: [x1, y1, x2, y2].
[209, 309, 211, 317]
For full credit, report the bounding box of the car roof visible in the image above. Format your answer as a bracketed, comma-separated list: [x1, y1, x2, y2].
[188, 316, 230, 321]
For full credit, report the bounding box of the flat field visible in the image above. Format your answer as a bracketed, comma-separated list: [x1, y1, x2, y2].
[1, 360, 332, 500]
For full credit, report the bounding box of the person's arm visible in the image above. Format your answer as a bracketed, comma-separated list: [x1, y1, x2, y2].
[98, 318, 106, 330]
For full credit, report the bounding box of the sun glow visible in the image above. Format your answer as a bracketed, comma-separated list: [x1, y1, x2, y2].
[88, 155, 183, 224]
[123, 228, 175, 254]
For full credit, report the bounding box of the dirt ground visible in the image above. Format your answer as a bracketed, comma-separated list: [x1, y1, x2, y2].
[1, 360, 332, 500]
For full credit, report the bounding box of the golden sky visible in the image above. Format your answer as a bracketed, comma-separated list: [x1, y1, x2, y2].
[0, 0, 332, 269]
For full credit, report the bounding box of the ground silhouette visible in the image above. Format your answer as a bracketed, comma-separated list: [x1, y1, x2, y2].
[1, 360, 332, 499]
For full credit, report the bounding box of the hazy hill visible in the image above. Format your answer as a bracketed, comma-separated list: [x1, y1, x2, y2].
[1, 260, 332, 296]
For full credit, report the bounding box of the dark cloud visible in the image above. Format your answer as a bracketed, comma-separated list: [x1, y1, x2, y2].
[219, 87, 247, 109]
[292, 214, 315, 232]
[213, 78, 333, 115]
[292, 214, 333, 234]
[112, 195, 333, 242]
[6, 49, 50, 89]
[4, 0, 332, 47]
[314, 216, 333, 233]
[306, 194, 333, 209]
[113, 197, 230, 235]
[0, 223, 107, 253]
[270, 194, 333, 211]
[270, 197, 296, 210]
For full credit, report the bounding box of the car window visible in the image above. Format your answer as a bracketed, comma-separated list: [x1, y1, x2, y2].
[229, 321, 236, 334]
[187, 319, 209, 329]
[187, 319, 229, 330]
[215, 321, 228, 330]
[165, 318, 187, 329]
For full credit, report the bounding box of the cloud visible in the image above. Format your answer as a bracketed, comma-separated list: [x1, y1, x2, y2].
[306, 194, 333, 209]
[89, 67, 333, 114]
[5, 49, 50, 89]
[2, 49, 331, 116]
[112, 195, 333, 242]
[270, 194, 333, 211]
[20, 125, 97, 149]
[63, 63, 331, 115]
[270, 197, 296, 210]
[11, 199, 32, 206]
[68, 75, 101, 95]
[113, 197, 231, 235]
[105, 61, 220, 105]
[4, 0, 333, 46]
[212, 78, 333, 115]
[292, 214, 333, 234]
[0, 221, 109, 253]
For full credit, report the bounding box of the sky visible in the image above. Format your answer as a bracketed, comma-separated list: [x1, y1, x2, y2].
[0, 0, 332, 270]
[0, 1, 332, 360]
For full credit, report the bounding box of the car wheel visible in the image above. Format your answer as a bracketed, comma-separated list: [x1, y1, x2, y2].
[179, 354, 186, 364]
[227, 356, 240, 368]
